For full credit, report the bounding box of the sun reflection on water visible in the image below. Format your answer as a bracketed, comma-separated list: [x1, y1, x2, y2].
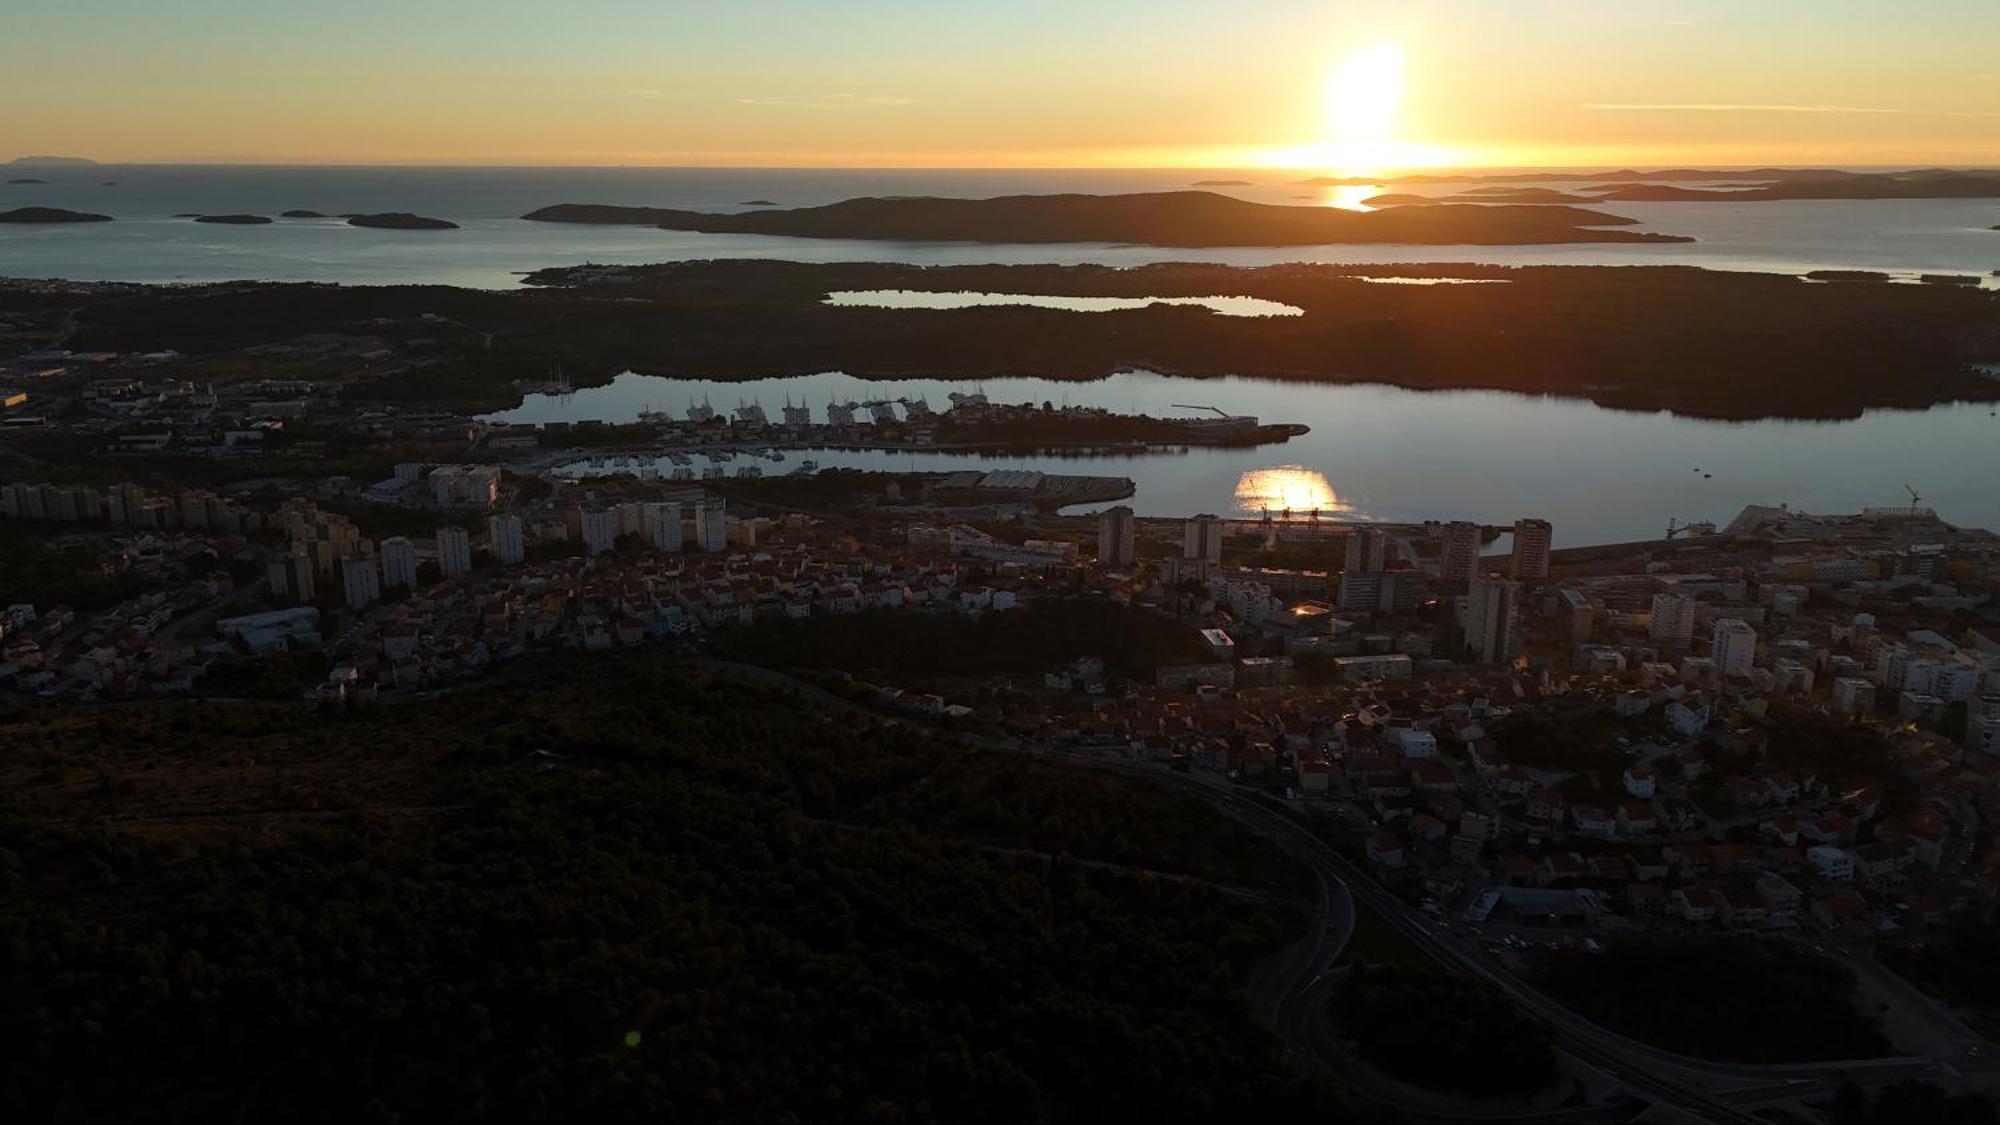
[1233, 466, 1354, 517]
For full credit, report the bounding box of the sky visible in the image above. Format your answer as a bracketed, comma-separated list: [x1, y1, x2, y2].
[5, 0, 1998, 168]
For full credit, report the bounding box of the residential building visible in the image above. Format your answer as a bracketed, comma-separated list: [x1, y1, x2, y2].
[438, 525, 473, 577]
[1182, 514, 1223, 566]
[340, 555, 381, 610]
[696, 501, 727, 552]
[1098, 505, 1136, 570]
[1441, 520, 1480, 590]
[1344, 527, 1388, 574]
[380, 536, 419, 590]
[644, 501, 684, 552]
[1509, 518, 1552, 581]
[488, 513, 525, 566]
[1650, 593, 1696, 647]
[1463, 576, 1521, 665]
[1712, 618, 1757, 676]
[581, 509, 619, 556]
[1831, 677, 1875, 716]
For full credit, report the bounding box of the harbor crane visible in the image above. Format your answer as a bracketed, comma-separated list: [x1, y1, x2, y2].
[1172, 404, 1234, 418]
[1905, 484, 1922, 514]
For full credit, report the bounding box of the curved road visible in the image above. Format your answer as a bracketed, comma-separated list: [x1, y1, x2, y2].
[690, 662, 1990, 1119]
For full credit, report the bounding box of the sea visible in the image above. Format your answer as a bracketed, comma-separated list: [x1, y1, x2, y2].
[7, 164, 2000, 543]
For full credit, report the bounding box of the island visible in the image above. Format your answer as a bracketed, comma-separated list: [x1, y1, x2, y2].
[281, 209, 327, 218]
[1804, 270, 1892, 283]
[20, 259, 1996, 421]
[3, 154, 98, 167]
[738, 199, 779, 206]
[0, 206, 112, 223]
[6, 178, 48, 185]
[521, 191, 1690, 246]
[1190, 179, 1253, 186]
[347, 212, 458, 230]
[192, 213, 274, 225]
[1301, 167, 2000, 203]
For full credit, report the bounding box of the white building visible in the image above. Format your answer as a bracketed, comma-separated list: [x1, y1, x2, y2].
[1509, 518, 1552, 581]
[1650, 593, 1696, 646]
[695, 501, 727, 552]
[438, 525, 473, 577]
[1968, 695, 2000, 756]
[428, 464, 501, 509]
[1343, 527, 1388, 574]
[1711, 618, 1757, 676]
[1440, 520, 1480, 589]
[644, 502, 683, 552]
[1831, 677, 1876, 716]
[1098, 505, 1136, 570]
[581, 509, 619, 556]
[488, 513, 525, 566]
[380, 536, 419, 590]
[1182, 513, 1223, 566]
[1463, 576, 1521, 665]
[340, 554, 381, 609]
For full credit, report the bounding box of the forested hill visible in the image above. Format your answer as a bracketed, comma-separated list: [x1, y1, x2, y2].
[0, 655, 1336, 1123]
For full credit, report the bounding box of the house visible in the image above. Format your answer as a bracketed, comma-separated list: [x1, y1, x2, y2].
[1366, 830, 1407, 868]
[1807, 845, 1856, 881]
[1527, 788, 1567, 824]
[1855, 842, 1913, 887]
[1627, 882, 1667, 914]
[1812, 891, 1874, 937]
[1573, 805, 1617, 837]
[1670, 887, 1725, 924]
[1618, 802, 1659, 835]
[1623, 766, 1657, 799]
[1718, 888, 1768, 929]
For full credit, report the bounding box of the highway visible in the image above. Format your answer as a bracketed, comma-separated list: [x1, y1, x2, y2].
[1068, 753, 1994, 1123]
[679, 663, 1993, 1121]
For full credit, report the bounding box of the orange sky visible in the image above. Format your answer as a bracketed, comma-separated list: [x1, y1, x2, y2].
[5, 1, 1997, 168]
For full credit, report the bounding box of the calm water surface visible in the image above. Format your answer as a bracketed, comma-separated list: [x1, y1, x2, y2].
[482, 370, 2000, 545]
[5, 165, 1998, 287]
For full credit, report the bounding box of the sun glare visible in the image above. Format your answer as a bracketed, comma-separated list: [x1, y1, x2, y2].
[1325, 44, 1405, 147]
[1258, 42, 1457, 177]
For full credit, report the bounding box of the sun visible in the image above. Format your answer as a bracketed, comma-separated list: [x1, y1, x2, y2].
[1256, 42, 1457, 177]
[1324, 43, 1406, 149]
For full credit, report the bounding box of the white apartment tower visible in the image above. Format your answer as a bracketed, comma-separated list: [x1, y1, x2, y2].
[488, 514, 525, 566]
[581, 509, 619, 556]
[1463, 576, 1522, 665]
[438, 525, 473, 577]
[1098, 505, 1137, 571]
[1509, 518, 1552, 581]
[1649, 592, 1696, 646]
[1344, 526, 1388, 574]
[340, 554, 381, 610]
[1441, 520, 1480, 590]
[380, 536, 419, 591]
[644, 502, 684, 552]
[1182, 513, 1223, 565]
[696, 501, 728, 552]
[1711, 618, 1757, 676]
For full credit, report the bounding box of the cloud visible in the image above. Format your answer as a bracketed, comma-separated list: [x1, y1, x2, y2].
[1585, 102, 1907, 115]
[737, 93, 913, 109]
[1586, 102, 2000, 119]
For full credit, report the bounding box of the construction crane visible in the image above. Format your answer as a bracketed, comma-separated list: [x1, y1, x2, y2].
[1905, 484, 1923, 513]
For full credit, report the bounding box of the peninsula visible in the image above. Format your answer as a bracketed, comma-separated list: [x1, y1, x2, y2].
[17, 259, 1995, 421]
[193, 213, 274, 225]
[521, 191, 1689, 246]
